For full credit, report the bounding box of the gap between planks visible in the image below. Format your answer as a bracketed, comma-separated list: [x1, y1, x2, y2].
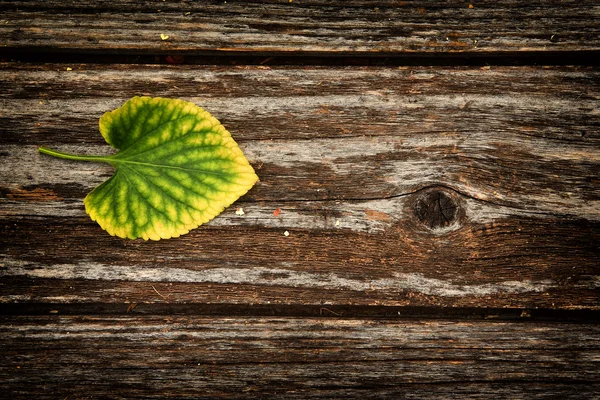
[2, 303, 600, 323]
[3, 48, 600, 67]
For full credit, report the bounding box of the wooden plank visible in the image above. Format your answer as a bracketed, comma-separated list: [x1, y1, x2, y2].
[1, 64, 598, 208]
[1, 316, 599, 399]
[1, 218, 598, 308]
[1, 1, 599, 55]
[1, 64, 599, 309]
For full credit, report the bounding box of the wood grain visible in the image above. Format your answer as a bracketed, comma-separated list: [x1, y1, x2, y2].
[1, 1, 599, 55]
[1, 316, 599, 399]
[0, 64, 598, 309]
[1, 215, 598, 308]
[1, 2, 599, 398]
[1, 64, 598, 210]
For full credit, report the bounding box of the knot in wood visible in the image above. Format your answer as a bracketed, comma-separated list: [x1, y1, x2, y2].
[414, 189, 459, 230]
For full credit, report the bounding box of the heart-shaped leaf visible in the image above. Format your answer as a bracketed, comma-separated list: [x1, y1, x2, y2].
[39, 96, 258, 240]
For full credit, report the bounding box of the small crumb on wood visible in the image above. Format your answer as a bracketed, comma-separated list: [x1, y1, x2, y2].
[284, 230, 290, 236]
[273, 208, 282, 217]
[468, 4, 474, 8]
[160, 33, 169, 41]
[235, 207, 245, 216]
[66, 67, 72, 71]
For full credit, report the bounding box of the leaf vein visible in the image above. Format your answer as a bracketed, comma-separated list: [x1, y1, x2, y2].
[120, 164, 206, 221]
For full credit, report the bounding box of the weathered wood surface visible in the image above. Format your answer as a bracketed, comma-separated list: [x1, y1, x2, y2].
[2, 316, 600, 399]
[1, 2, 599, 398]
[1, 64, 599, 309]
[1, 0, 600, 55]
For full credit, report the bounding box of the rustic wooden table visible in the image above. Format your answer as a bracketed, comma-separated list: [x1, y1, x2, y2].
[1, 1, 599, 398]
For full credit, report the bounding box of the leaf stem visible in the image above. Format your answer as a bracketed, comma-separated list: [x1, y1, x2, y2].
[38, 146, 113, 164]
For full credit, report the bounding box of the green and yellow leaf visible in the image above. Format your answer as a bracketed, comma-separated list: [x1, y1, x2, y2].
[39, 96, 258, 240]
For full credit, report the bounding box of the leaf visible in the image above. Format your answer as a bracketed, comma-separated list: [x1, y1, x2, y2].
[39, 96, 258, 240]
